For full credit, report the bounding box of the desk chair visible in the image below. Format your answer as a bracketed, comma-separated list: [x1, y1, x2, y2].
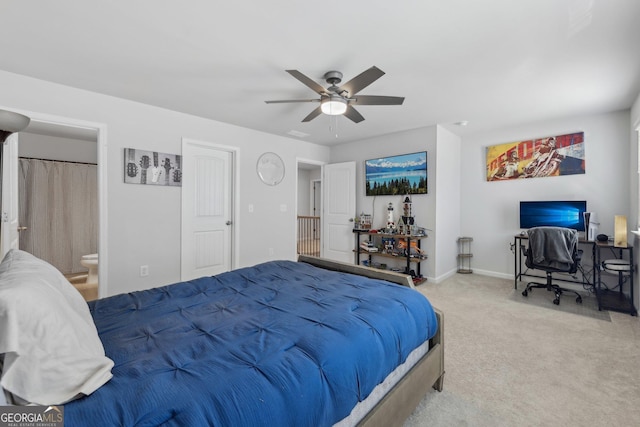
[522, 226, 583, 305]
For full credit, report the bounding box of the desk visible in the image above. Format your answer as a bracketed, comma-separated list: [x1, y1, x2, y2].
[594, 242, 637, 316]
[513, 234, 596, 291]
[513, 235, 637, 316]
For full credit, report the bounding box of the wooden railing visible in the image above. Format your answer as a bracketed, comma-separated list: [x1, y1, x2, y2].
[297, 216, 320, 256]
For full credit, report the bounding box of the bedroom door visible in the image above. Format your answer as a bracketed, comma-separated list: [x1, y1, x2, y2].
[1, 133, 20, 259]
[321, 161, 355, 263]
[181, 139, 234, 281]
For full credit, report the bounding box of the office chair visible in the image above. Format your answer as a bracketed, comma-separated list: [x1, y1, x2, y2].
[521, 226, 583, 305]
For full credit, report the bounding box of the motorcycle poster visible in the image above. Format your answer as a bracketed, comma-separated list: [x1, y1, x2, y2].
[486, 132, 584, 181]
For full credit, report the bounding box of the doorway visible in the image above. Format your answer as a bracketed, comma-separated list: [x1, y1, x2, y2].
[296, 160, 323, 257]
[0, 114, 107, 298]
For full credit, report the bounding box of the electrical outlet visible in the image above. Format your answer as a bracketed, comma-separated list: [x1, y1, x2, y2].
[140, 265, 149, 277]
[268, 248, 274, 256]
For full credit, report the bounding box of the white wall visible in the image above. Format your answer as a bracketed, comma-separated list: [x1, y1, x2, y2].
[434, 126, 462, 281]
[330, 125, 462, 282]
[296, 167, 322, 217]
[297, 169, 311, 216]
[19, 133, 97, 164]
[461, 110, 631, 279]
[0, 70, 329, 296]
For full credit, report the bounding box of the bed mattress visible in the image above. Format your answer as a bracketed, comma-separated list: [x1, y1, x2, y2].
[64, 260, 438, 426]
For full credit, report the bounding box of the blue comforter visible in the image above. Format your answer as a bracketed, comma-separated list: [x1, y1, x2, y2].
[64, 260, 437, 426]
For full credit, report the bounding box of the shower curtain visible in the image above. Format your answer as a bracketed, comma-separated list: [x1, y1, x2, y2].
[18, 158, 98, 275]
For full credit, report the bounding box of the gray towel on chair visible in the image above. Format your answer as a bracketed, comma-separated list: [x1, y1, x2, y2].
[527, 226, 577, 270]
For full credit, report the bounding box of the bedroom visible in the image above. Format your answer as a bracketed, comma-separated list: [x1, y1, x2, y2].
[0, 1, 639, 425]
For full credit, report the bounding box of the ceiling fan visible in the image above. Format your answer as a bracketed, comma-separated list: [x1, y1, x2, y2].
[265, 66, 404, 123]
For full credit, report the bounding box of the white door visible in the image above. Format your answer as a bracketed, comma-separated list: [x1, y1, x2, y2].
[1, 134, 20, 259]
[181, 139, 234, 280]
[321, 161, 356, 262]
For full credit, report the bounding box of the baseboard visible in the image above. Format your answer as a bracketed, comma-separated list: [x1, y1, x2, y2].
[429, 268, 458, 284]
[469, 269, 512, 280]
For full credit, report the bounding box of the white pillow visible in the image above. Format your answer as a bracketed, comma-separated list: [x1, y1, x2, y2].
[0, 249, 113, 405]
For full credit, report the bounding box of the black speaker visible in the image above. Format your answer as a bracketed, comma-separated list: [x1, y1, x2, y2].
[597, 234, 608, 242]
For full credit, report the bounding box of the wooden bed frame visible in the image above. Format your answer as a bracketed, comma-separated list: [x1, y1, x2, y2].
[298, 255, 445, 427]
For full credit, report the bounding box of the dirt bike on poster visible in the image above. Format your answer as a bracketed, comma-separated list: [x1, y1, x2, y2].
[522, 149, 563, 178]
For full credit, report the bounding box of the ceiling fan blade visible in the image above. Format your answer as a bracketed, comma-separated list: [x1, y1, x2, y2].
[265, 99, 319, 104]
[301, 106, 323, 122]
[344, 105, 365, 123]
[286, 70, 327, 95]
[350, 95, 405, 106]
[339, 66, 385, 96]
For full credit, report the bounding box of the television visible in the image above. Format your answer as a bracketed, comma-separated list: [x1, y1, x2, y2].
[365, 151, 427, 196]
[519, 200, 587, 230]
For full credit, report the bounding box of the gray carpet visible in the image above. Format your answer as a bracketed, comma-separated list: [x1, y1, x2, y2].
[404, 273, 640, 427]
[508, 285, 611, 322]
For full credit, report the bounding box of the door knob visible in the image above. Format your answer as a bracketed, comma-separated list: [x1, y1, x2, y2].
[17, 226, 27, 232]
[226, 221, 232, 226]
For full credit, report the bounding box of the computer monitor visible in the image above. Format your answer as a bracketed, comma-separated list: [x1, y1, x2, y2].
[519, 200, 587, 230]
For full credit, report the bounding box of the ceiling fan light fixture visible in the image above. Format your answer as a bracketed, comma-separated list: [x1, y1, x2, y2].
[266, 67, 401, 123]
[320, 95, 347, 116]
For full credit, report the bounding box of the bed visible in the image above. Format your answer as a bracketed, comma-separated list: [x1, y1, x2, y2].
[0, 250, 444, 427]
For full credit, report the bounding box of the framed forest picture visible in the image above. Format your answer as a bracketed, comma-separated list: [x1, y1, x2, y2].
[365, 152, 427, 196]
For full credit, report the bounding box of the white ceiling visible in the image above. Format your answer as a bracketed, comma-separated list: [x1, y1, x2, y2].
[1, 0, 639, 146]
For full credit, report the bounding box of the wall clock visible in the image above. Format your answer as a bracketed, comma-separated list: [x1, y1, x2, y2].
[256, 152, 285, 186]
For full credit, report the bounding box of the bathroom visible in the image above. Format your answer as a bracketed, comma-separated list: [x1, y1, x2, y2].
[17, 123, 99, 300]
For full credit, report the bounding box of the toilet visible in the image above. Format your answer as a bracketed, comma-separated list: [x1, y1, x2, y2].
[80, 253, 99, 285]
